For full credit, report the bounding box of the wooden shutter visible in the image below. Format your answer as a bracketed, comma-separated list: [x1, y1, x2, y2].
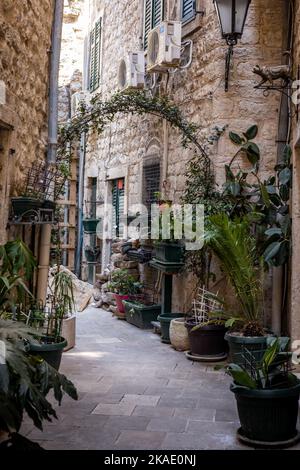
[89, 19, 102, 92]
[143, 162, 161, 210]
[112, 179, 125, 239]
[181, 0, 196, 22]
[144, 0, 164, 49]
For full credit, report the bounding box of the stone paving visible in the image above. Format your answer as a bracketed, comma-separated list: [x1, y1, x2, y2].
[21, 307, 300, 450]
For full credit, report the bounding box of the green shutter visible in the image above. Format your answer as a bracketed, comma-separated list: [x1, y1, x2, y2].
[144, 0, 164, 49]
[153, 0, 164, 27]
[181, 0, 196, 22]
[112, 179, 125, 239]
[89, 19, 102, 92]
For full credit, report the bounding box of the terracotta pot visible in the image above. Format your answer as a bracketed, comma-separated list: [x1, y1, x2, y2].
[169, 318, 190, 351]
[114, 294, 129, 313]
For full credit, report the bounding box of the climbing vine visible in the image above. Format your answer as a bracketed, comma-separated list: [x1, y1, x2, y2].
[58, 90, 214, 196]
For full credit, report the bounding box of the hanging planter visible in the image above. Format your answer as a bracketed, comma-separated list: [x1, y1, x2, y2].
[155, 243, 184, 263]
[83, 218, 101, 234]
[11, 197, 42, 217]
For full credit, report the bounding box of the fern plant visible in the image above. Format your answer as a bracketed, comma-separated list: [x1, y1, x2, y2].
[205, 214, 264, 335]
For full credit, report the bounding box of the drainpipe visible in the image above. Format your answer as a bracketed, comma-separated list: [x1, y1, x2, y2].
[75, 132, 87, 278]
[36, 0, 64, 304]
[162, 120, 169, 197]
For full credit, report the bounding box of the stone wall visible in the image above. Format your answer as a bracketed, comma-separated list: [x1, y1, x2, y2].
[82, 0, 286, 317]
[0, 0, 54, 242]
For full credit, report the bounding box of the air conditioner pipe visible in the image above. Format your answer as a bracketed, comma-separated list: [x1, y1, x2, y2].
[36, 0, 64, 304]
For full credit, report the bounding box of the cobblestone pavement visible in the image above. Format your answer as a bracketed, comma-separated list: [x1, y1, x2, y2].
[21, 307, 300, 450]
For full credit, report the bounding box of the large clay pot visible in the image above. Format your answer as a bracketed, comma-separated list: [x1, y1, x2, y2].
[169, 318, 190, 351]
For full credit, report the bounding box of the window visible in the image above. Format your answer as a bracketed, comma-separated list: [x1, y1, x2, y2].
[181, 0, 196, 23]
[112, 178, 125, 239]
[89, 18, 102, 92]
[144, 0, 164, 49]
[143, 161, 161, 211]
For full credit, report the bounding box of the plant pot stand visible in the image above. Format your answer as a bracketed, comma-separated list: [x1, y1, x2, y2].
[185, 351, 228, 363]
[237, 428, 300, 449]
[150, 258, 185, 344]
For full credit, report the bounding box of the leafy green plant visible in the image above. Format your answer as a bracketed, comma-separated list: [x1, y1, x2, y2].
[107, 269, 142, 296]
[226, 338, 298, 390]
[46, 270, 75, 343]
[224, 127, 292, 267]
[205, 214, 264, 335]
[0, 240, 37, 312]
[0, 319, 77, 436]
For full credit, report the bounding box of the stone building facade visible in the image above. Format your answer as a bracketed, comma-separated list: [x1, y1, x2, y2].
[0, 0, 55, 243]
[79, 0, 300, 339]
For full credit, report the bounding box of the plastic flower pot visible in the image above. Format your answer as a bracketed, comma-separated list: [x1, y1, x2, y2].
[83, 218, 100, 234]
[29, 337, 67, 371]
[231, 382, 300, 446]
[158, 312, 185, 344]
[225, 332, 272, 365]
[123, 301, 162, 329]
[155, 243, 183, 263]
[185, 320, 227, 356]
[114, 294, 129, 314]
[11, 197, 42, 217]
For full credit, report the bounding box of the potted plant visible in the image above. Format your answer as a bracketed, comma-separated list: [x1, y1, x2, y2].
[157, 312, 185, 344]
[205, 214, 272, 364]
[184, 287, 227, 360]
[153, 195, 184, 264]
[0, 318, 77, 449]
[11, 193, 43, 217]
[107, 269, 142, 315]
[28, 270, 75, 370]
[226, 338, 300, 447]
[123, 289, 161, 329]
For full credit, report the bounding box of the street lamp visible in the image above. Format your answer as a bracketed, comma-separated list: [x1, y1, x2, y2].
[213, 0, 251, 91]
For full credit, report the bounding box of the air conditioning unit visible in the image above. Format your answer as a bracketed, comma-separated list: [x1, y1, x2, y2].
[71, 91, 90, 118]
[147, 21, 182, 73]
[118, 52, 145, 90]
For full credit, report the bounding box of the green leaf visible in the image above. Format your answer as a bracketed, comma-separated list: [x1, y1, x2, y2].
[244, 125, 258, 141]
[229, 132, 243, 145]
[279, 184, 290, 202]
[262, 339, 279, 373]
[225, 318, 237, 328]
[263, 241, 282, 263]
[260, 184, 270, 208]
[279, 167, 292, 185]
[226, 364, 257, 389]
[243, 142, 260, 166]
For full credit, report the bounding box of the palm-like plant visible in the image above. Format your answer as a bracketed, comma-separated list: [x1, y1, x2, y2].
[205, 214, 264, 335]
[0, 319, 77, 436]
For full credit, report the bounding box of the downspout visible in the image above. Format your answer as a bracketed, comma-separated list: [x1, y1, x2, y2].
[36, 0, 64, 304]
[75, 132, 87, 278]
[271, 0, 293, 335]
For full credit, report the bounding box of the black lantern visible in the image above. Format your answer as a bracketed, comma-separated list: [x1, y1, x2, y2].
[213, 0, 251, 90]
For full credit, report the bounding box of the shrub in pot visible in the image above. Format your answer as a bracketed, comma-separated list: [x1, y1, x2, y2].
[153, 195, 184, 264]
[28, 269, 76, 370]
[107, 269, 142, 314]
[0, 319, 77, 449]
[123, 300, 161, 329]
[226, 338, 300, 447]
[205, 215, 272, 364]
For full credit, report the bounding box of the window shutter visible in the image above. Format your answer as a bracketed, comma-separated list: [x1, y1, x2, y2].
[144, 0, 164, 49]
[112, 179, 125, 239]
[181, 0, 196, 23]
[89, 19, 102, 92]
[153, 0, 164, 28]
[143, 162, 161, 210]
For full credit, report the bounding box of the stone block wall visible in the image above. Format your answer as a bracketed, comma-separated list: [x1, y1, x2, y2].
[82, 0, 286, 316]
[0, 0, 54, 242]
